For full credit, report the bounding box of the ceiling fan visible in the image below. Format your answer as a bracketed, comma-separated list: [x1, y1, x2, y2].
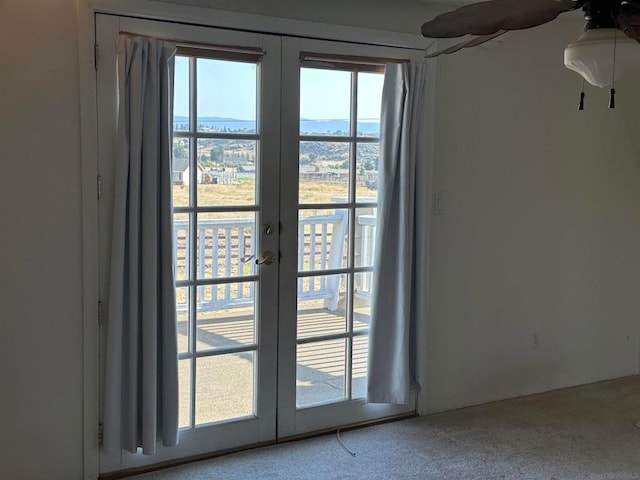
[421, 0, 640, 91]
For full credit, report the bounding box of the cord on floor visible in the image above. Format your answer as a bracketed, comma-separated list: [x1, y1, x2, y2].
[336, 428, 357, 457]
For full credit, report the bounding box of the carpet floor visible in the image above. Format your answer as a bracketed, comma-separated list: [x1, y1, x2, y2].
[133, 376, 640, 479]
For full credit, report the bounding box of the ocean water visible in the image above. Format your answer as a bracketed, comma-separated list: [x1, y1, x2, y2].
[173, 116, 380, 135]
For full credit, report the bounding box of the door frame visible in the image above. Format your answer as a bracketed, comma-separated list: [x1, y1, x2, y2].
[78, 2, 435, 478]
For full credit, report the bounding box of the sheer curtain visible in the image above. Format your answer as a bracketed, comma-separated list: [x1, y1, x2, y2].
[367, 62, 429, 405]
[103, 35, 179, 455]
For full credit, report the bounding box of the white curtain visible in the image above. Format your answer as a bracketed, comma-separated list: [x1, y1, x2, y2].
[103, 35, 179, 455]
[367, 62, 429, 405]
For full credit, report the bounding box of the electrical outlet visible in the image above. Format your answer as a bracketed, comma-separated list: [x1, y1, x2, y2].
[532, 331, 540, 349]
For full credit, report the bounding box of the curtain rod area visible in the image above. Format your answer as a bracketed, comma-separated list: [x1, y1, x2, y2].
[119, 31, 265, 59]
[104, 12, 429, 53]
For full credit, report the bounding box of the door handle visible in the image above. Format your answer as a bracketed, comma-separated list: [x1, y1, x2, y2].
[240, 254, 255, 263]
[255, 250, 276, 265]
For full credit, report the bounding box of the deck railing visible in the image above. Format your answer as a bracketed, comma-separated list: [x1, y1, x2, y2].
[174, 211, 376, 313]
[355, 214, 376, 300]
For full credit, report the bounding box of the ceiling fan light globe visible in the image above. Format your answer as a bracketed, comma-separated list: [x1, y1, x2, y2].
[564, 28, 640, 88]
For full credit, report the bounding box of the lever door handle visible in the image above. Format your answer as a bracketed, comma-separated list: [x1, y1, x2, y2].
[240, 254, 255, 263]
[255, 251, 276, 265]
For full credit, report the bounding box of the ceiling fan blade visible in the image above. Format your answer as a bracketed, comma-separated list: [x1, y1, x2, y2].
[619, 1, 640, 41]
[425, 31, 507, 58]
[422, 0, 582, 38]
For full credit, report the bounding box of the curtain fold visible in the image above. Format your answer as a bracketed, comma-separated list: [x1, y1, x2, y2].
[103, 35, 179, 455]
[367, 62, 429, 405]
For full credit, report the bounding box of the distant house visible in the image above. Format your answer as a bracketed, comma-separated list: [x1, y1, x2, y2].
[299, 166, 349, 183]
[328, 168, 349, 181]
[172, 156, 204, 185]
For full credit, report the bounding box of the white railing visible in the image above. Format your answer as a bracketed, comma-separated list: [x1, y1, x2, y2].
[174, 210, 375, 313]
[173, 218, 256, 310]
[355, 214, 376, 299]
[297, 212, 348, 311]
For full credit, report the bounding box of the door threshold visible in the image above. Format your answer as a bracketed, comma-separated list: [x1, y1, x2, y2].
[277, 411, 417, 444]
[99, 412, 417, 479]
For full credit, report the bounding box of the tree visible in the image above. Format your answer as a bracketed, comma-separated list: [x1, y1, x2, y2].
[363, 157, 378, 171]
[209, 145, 225, 163]
[173, 141, 188, 159]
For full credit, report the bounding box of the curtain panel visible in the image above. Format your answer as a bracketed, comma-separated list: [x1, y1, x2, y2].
[367, 62, 429, 405]
[103, 35, 179, 455]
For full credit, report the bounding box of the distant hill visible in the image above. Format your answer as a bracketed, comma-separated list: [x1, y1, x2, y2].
[174, 116, 380, 136]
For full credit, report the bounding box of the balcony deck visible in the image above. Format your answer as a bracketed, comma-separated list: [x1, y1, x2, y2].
[176, 306, 370, 426]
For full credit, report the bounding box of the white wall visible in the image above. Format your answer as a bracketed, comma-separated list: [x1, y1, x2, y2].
[1, 1, 639, 478]
[426, 17, 640, 412]
[0, 1, 84, 479]
[618, 68, 640, 167]
[156, 0, 447, 34]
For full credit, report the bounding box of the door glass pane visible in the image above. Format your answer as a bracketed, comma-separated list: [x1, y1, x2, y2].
[197, 139, 257, 207]
[172, 138, 190, 207]
[356, 142, 379, 202]
[356, 72, 383, 137]
[178, 359, 191, 428]
[299, 141, 350, 204]
[173, 212, 190, 281]
[196, 212, 256, 280]
[297, 274, 348, 339]
[196, 283, 256, 351]
[173, 50, 263, 438]
[354, 207, 377, 269]
[295, 62, 385, 413]
[197, 58, 257, 133]
[353, 272, 373, 332]
[352, 335, 369, 399]
[300, 68, 351, 136]
[298, 209, 348, 272]
[297, 339, 347, 407]
[174, 56, 190, 132]
[196, 352, 255, 425]
[176, 286, 190, 354]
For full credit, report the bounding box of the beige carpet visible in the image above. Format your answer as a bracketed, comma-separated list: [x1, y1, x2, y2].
[133, 376, 640, 479]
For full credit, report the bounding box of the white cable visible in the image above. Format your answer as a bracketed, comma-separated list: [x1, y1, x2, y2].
[336, 428, 357, 457]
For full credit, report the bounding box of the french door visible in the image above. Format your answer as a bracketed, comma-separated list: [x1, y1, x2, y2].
[96, 14, 417, 474]
[277, 37, 418, 437]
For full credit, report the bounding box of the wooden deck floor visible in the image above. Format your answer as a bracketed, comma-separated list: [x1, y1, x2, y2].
[177, 307, 370, 426]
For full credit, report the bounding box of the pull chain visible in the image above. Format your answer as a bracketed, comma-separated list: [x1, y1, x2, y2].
[579, 79, 585, 111]
[609, 88, 616, 109]
[609, 29, 618, 109]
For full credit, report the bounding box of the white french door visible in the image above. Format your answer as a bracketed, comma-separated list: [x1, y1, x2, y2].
[277, 37, 419, 437]
[96, 14, 418, 474]
[96, 15, 282, 472]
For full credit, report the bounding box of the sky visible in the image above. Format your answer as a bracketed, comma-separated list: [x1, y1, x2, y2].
[174, 56, 384, 121]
